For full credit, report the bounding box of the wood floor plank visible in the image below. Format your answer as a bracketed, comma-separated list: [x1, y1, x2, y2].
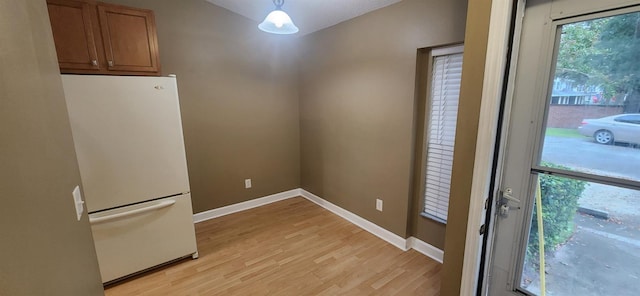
[104, 197, 441, 295]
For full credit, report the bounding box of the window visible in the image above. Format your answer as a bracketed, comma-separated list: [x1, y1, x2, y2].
[422, 45, 464, 223]
[614, 115, 640, 124]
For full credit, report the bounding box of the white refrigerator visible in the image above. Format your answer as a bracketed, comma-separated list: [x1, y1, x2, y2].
[62, 75, 198, 284]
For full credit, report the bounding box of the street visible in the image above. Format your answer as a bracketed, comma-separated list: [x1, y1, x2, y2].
[541, 136, 640, 181]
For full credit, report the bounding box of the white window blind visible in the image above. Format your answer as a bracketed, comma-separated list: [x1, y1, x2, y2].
[423, 49, 463, 223]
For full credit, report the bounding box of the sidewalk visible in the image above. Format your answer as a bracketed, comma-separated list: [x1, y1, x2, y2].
[522, 183, 640, 295]
[579, 183, 640, 224]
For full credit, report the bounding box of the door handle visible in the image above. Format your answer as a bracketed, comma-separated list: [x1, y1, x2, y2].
[502, 188, 521, 203]
[499, 188, 521, 217]
[89, 199, 176, 224]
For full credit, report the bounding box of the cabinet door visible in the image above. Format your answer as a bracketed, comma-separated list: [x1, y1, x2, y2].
[97, 4, 160, 73]
[47, 0, 100, 71]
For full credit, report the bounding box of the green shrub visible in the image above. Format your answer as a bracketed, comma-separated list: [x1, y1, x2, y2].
[527, 162, 587, 258]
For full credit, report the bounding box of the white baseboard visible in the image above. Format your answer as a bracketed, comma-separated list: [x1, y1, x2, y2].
[406, 237, 444, 263]
[299, 189, 408, 251]
[192, 189, 301, 223]
[192, 188, 444, 263]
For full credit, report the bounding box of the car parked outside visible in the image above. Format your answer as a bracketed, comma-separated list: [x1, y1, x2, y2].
[578, 113, 640, 144]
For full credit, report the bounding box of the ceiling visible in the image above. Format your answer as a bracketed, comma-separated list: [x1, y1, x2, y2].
[206, 0, 402, 36]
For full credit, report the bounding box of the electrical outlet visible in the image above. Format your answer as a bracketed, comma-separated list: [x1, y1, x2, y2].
[376, 198, 383, 212]
[245, 179, 252, 189]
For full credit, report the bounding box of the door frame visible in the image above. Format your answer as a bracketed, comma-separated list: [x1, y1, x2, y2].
[470, 0, 640, 295]
[457, 0, 525, 294]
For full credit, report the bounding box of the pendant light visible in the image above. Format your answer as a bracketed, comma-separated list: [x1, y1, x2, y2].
[258, 0, 299, 34]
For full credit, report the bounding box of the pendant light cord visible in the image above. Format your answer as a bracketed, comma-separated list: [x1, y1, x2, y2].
[273, 0, 284, 9]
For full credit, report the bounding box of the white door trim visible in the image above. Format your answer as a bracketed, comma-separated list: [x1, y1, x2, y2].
[460, 0, 520, 294]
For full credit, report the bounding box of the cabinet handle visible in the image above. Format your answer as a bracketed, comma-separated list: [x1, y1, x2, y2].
[108, 60, 114, 67]
[91, 60, 98, 66]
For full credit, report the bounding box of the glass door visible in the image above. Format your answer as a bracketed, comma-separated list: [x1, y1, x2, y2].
[488, 1, 640, 295]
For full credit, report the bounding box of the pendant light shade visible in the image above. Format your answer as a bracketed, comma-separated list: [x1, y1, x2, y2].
[258, 0, 298, 34]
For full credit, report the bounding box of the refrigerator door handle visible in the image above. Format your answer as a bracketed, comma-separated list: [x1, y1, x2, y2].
[89, 200, 176, 224]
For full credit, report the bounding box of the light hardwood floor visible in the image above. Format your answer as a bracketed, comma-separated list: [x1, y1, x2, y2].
[105, 197, 441, 295]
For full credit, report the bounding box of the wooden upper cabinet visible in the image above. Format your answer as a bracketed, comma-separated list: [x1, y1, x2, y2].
[98, 4, 160, 73]
[47, 0, 100, 71]
[46, 0, 161, 75]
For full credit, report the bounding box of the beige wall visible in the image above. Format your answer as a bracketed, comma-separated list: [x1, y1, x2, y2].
[0, 0, 104, 295]
[298, 0, 467, 242]
[102, 0, 301, 212]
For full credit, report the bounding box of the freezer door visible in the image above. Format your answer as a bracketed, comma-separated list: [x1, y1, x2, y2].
[62, 75, 190, 212]
[89, 194, 197, 283]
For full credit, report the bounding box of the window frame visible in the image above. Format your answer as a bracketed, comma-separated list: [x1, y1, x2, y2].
[419, 44, 464, 224]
